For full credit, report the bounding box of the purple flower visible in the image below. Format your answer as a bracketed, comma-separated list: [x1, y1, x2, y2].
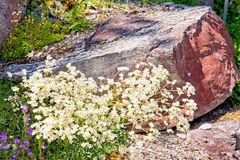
[0, 131, 7, 143]
[23, 140, 29, 145]
[0, 143, 8, 150]
[27, 149, 32, 156]
[26, 128, 33, 136]
[20, 104, 29, 113]
[21, 104, 31, 126]
[9, 151, 19, 160]
[27, 114, 31, 122]
[41, 142, 46, 150]
[14, 138, 20, 144]
[12, 151, 19, 158]
[20, 143, 28, 150]
[20, 139, 30, 151]
[24, 113, 31, 126]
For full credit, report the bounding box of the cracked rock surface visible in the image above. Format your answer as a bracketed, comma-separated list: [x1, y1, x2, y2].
[0, 0, 28, 49]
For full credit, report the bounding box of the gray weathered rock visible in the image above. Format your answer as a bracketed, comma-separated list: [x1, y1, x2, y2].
[235, 128, 240, 150]
[187, 120, 240, 158]
[137, 120, 240, 159]
[197, 0, 214, 6]
[0, 0, 28, 49]
[1, 4, 238, 119]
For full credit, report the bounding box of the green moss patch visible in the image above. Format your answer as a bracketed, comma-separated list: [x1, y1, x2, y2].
[0, 16, 65, 62]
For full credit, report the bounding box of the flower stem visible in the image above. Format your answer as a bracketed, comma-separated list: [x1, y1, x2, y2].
[38, 138, 42, 159]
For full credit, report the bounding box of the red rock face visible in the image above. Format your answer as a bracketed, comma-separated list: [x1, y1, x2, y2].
[175, 10, 239, 118]
[0, 0, 27, 49]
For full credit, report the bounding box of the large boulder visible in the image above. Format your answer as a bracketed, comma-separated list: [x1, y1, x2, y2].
[1, 4, 238, 119]
[0, 0, 28, 50]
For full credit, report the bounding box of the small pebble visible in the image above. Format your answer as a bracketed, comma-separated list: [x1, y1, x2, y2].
[176, 133, 186, 139]
[199, 123, 212, 130]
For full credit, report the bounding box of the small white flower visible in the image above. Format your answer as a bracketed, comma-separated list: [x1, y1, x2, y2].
[7, 72, 12, 78]
[66, 63, 71, 68]
[35, 115, 42, 120]
[9, 58, 197, 145]
[166, 129, 174, 133]
[11, 86, 19, 92]
[135, 124, 142, 130]
[117, 66, 129, 72]
[98, 76, 105, 80]
[129, 131, 135, 136]
[22, 69, 27, 76]
[46, 55, 52, 60]
[149, 122, 154, 128]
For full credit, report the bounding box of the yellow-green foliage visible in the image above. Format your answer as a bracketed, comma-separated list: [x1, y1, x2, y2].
[0, 16, 65, 62]
[221, 1, 240, 103]
[220, 110, 240, 121]
[0, 0, 92, 62]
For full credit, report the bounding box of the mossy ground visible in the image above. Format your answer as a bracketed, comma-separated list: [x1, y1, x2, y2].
[0, 0, 92, 62]
[0, 17, 66, 62]
[0, 79, 17, 135]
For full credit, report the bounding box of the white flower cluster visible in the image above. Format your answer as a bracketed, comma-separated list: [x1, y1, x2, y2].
[9, 59, 197, 148]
